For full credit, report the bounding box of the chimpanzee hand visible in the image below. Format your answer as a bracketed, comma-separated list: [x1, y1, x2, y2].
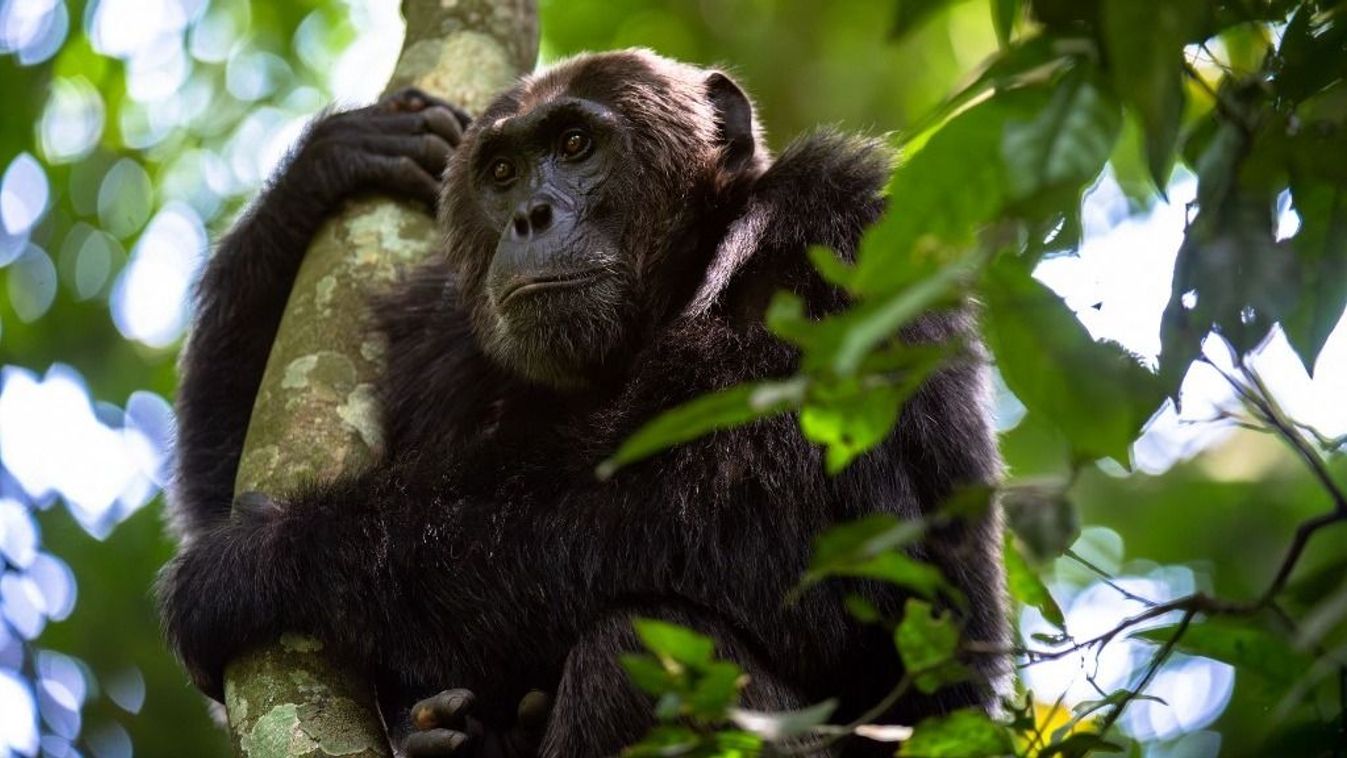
[159, 490, 291, 701]
[403, 689, 552, 758]
[276, 87, 470, 215]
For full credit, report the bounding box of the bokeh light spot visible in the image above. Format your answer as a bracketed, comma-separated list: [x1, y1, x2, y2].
[96, 159, 153, 240]
[40, 76, 106, 163]
[0, 153, 50, 236]
[110, 202, 204, 348]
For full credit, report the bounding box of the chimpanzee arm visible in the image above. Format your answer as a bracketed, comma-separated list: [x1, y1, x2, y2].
[171, 90, 468, 537]
[159, 465, 450, 702]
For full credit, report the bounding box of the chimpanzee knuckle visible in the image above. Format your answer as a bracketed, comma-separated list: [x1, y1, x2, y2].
[391, 155, 418, 178]
[422, 107, 464, 145]
[422, 134, 452, 167]
[301, 137, 345, 167]
[403, 728, 470, 757]
[313, 109, 361, 136]
[383, 86, 431, 113]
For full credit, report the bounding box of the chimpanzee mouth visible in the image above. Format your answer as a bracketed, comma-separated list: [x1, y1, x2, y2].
[497, 268, 606, 307]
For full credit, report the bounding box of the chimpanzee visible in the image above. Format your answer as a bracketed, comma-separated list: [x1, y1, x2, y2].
[159, 49, 1006, 757]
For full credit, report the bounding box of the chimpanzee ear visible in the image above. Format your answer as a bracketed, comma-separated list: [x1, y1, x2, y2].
[706, 72, 756, 172]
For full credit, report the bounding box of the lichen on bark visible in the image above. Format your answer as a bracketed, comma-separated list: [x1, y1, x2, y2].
[221, 1, 538, 754]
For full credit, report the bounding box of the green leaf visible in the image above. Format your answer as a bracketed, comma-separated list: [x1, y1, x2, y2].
[801, 379, 907, 474]
[1276, 3, 1347, 105]
[906, 33, 1079, 142]
[797, 516, 953, 599]
[1160, 168, 1291, 386]
[808, 514, 925, 572]
[729, 699, 837, 740]
[892, 0, 957, 39]
[981, 256, 1165, 463]
[1135, 620, 1314, 690]
[1003, 533, 1065, 628]
[855, 87, 1054, 296]
[798, 347, 946, 472]
[827, 551, 955, 600]
[991, 0, 1019, 47]
[621, 654, 676, 696]
[844, 593, 883, 623]
[1002, 65, 1121, 207]
[597, 378, 805, 478]
[686, 661, 745, 718]
[899, 708, 1014, 757]
[1281, 179, 1347, 375]
[1110, 113, 1161, 209]
[1002, 484, 1080, 561]
[634, 619, 716, 669]
[1101, 0, 1210, 190]
[895, 599, 970, 694]
[623, 725, 701, 757]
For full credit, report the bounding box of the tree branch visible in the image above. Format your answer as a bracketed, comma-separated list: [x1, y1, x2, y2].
[220, 3, 537, 755]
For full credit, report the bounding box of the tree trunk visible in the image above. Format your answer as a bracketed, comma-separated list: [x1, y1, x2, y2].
[222, 3, 538, 755]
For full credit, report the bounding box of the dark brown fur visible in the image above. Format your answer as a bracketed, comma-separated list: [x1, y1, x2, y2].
[160, 50, 1007, 756]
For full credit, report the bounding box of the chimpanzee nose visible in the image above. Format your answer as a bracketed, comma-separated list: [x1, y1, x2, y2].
[511, 199, 554, 239]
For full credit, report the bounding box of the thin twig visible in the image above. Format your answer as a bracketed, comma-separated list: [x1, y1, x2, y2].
[1095, 609, 1197, 736]
[1065, 549, 1159, 607]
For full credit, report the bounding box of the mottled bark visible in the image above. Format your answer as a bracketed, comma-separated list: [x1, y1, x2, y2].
[223, 2, 538, 755]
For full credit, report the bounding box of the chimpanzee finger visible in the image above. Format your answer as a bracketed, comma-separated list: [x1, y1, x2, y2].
[516, 690, 552, 734]
[421, 107, 465, 147]
[380, 88, 471, 125]
[381, 87, 434, 113]
[359, 155, 441, 209]
[356, 134, 452, 177]
[411, 688, 477, 731]
[365, 109, 464, 147]
[403, 728, 471, 757]
[386, 87, 472, 126]
[498, 690, 552, 755]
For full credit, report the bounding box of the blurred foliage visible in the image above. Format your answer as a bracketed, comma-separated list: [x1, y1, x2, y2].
[0, 0, 1344, 757]
[608, 0, 1347, 755]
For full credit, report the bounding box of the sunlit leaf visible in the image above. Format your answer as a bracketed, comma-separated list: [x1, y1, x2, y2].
[895, 598, 970, 693]
[845, 593, 884, 623]
[729, 699, 837, 740]
[981, 256, 1164, 463]
[1003, 533, 1065, 628]
[1281, 179, 1347, 375]
[855, 87, 1055, 295]
[621, 654, 676, 696]
[1101, 0, 1209, 190]
[899, 708, 1014, 757]
[808, 514, 925, 571]
[799, 346, 945, 472]
[1002, 65, 1121, 208]
[991, 0, 1020, 47]
[686, 661, 745, 718]
[633, 618, 716, 669]
[823, 551, 955, 600]
[597, 379, 805, 478]
[892, 0, 958, 39]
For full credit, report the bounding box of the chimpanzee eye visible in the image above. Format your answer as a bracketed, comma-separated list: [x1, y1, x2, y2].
[559, 129, 592, 159]
[490, 159, 516, 184]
